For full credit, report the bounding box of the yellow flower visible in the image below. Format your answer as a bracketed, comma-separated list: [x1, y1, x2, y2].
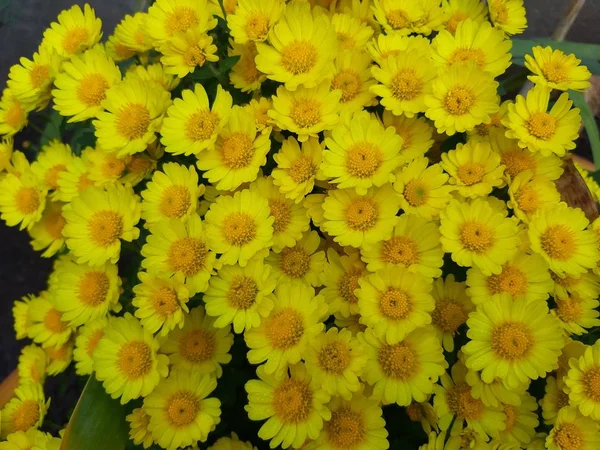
[159, 28, 218, 78]
[0, 137, 12, 172]
[106, 33, 137, 62]
[463, 297, 564, 389]
[227, 0, 284, 44]
[466, 251, 553, 305]
[304, 193, 326, 227]
[507, 171, 561, 223]
[331, 12, 374, 51]
[322, 112, 402, 194]
[441, 141, 505, 198]
[440, 198, 520, 275]
[27, 292, 73, 348]
[0, 429, 61, 450]
[360, 326, 447, 406]
[45, 340, 74, 375]
[197, 106, 270, 191]
[269, 81, 341, 142]
[28, 200, 66, 257]
[161, 84, 233, 155]
[244, 368, 326, 450]
[13, 294, 34, 340]
[551, 271, 600, 302]
[244, 97, 273, 132]
[229, 42, 266, 92]
[430, 274, 473, 352]
[395, 157, 454, 219]
[554, 292, 600, 336]
[528, 203, 599, 277]
[255, 2, 337, 91]
[382, 111, 434, 163]
[126, 64, 180, 94]
[564, 341, 600, 420]
[525, 46, 591, 92]
[0, 88, 30, 136]
[504, 85, 580, 157]
[0, 383, 49, 438]
[141, 214, 216, 295]
[126, 408, 154, 450]
[160, 306, 233, 377]
[443, 0, 488, 35]
[546, 406, 600, 450]
[205, 189, 274, 266]
[93, 314, 169, 404]
[330, 50, 377, 112]
[55, 156, 93, 202]
[208, 433, 257, 450]
[17, 344, 47, 385]
[42, 4, 102, 57]
[371, 0, 421, 35]
[272, 136, 325, 203]
[145, 0, 218, 45]
[432, 19, 511, 77]
[83, 147, 128, 186]
[0, 171, 47, 231]
[144, 369, 222, 448]
[245, 281, 325, 374]
[367, 34, 431, 65]
[498, 392, 539, 448]
[121, 152, 159, 186]
[425, 63, 499, 135]
[541, 376, 570, 424]
[109, 12, 153, 55]
[371, 47, 436, 118]
[63, 184, 141, 266]
[52, 46, 122, 122]
[141, 162, 203, 224]
[488, 0, 527, 36]
[94, 78, 171, 157]
[73, 317, 107, 376]
[361, 214, 443, 278]
[30, 140, 74, 193]
[321, 248, 366, 318]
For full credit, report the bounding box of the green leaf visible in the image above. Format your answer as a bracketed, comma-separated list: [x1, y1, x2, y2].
[60, 376, 129, 450]
[570, 90, 600, 169]
[511, 38, 600, 74]
[218, 55, 240, 74]
[40, 112, 63, 146]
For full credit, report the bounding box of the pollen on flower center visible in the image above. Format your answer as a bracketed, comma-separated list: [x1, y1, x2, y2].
[431, 299, 467, 333]
[13, 400, 40, 431]
[457, 162, 486, 185]
[380, 236, 420, 266]
[554, 422, 584, 450]
[486, 265, 529, 297]
[444, 86, 475, 115]
[391, 69, 423, 101]
[62, 27, 89, 55]
[166, 391, 200, 427]
[331, 70, 361, 102]
[290, 99, 321, 128]
[338, 268, 363, 304]
[183, 45, 206, 68]
[514, 185, 539, 213]
[78, 271, 110, 306]
[268, 199, 291, 234]
[582, 367, 600, 402]
[160, 185, 192, 219]
[44, 308, 66, 333]
[15, 187, 40, 214]
[403, 180, 429, 207]
[265, 307, 304, 349]
[289, 155, 317, 183]
[116, 341, 153, 380]
[179, 329, 216, 363]
[527, 112, 557, 140]
[77, 73, 109, 107]
[501, 150, 536, 178]
[345, 142, 383, 178]
[446, 12, 467, 34]
[450, 48, 487, 68]
[387, 9, 409, 29]
[379, 287, 412, 320]
[378, 342, 419, 379]
[88, 210, 123, 247]
[542, 62, 569, 83]
[540, 225, 575, 260]
[116, 103, 151, 140]
[273, 378, 313, 423]
[165, 7, 199, 36]
[279, 247, 311, 279]
[227, 275, 258, 309]
[186, 110, 220, 142]
[152, 286, 179, 316]
[326, 406, 366, 448]
[556, 296, 583, 324]
[220, 132, 255, 169]
[459, 221, 494, 253]
[318, 341, 351, 374]
[246, 13, 269, 40]
[167, 237, 207, 277]
[45, 164, 67, 190]
[280, 40, 318, 75]
[491, 322, 533, 361]
[30, 64, 50, 89]
[222, 212, 257, 246]
[346, 199, 378, 231]
[447, 383, 484, 420]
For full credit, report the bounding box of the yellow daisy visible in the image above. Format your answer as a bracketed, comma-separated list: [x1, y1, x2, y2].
[93, 314, 169, 404]
[382, 111, 434, 163]
[197, 106, 271, 191]
[0, 88, 30, 136]
[406, 400, 438, 435]
[145, 0, 218, 45]
[564, 341, 600, 420]
[28, 200, 66, 257]
[141, 214, 216, 295]
[322, 248, 367, 318]
[126, 408, 154, 449]
[425, 63, 500, 135]
[126, 63, 181, 93]
[322, 111, 402, 194]
[322, 184, 400, 249]
[440, 198, 520, 275]
[551, 271, 600, 302]
[30, 140, 74, 194]
[42, 4, 102, 57]
[132, 272, 191, 336]
[488, 0, 527, 36]
[371, 0, 421, 35]
[443, 0, 488, 35]
[394, 157, 454, 220]
[0, 383, 49, 438]
[244, 97, 273, 132]
[52, 46, 122, 122]
[331, 11, 374, 52]
[62, 184, 141, 266]
[557, 338, 587, 384]
[159, 28, 218, 78]
[498, 392, 539, 448]
[0, 171, 46, 231]
[227, 0, 284, 44]
[144, 369, 222, 448]
[255, 2, 337, 91]
[55, 156, 93, 202]
[141, 162, 203, 225]
[106, 33, 137, 62]
[554, 292, 600, 335]
[0, 429, 61, 450]
[205, 189, 274, 266]
[528, 203, 599, 277]
[525, 46, 591, 92]
[507, 171, 561, 223]
[17, 344, 47, 385]
[430, 274, 473, 352]
[83, 147, 128, 186]
[504, 85, 581, 157]
[73, 317, 108, 376]
[465, 361, 529, 408]
[304, 193, 326, 227]
[161, 84, 233, 156]
[360, 326, 447, 406]
[121, 152, 159, 186]
[159, 306, 233, 377]
[27, 293, 73, 348]
[334, 313, 367, 336]
[330, 50, 377, 113]
[272, 136, 325, 203]
[229, 41, 266, 93]
[45, 340, 74, 375]
[208, 433, 257, 450]
[203, 257, 276, 333]
[13, 294, 34, 340]
[113, 12, 152, 54]
[463, 297, 564, 389]
[466, 251, 553, 304]
[367, 34, 431, 65]
[546, 406, 600, 450]
[269, 81, 341, 142]
[245, 281, 325, 374]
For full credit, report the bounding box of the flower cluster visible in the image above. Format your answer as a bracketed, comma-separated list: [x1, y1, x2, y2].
[0, 0, 599, 449]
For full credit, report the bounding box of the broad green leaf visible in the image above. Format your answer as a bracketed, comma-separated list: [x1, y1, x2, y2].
[570, 90, 600, 169]
[60, 376, 128, 450]
[511, 38, 600, 74]
[219, 55, 240, 74]
[40, 111, 63, 146]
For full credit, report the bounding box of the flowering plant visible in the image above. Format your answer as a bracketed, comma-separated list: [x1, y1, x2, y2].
[1, 0, 600, 449]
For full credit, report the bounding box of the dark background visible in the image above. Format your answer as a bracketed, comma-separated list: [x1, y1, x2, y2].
[1, 0, 599, 378]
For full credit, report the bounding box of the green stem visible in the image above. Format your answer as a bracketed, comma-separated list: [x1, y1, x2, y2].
[217, 0, 227, 19]
[29, 122, 44, 135]
[208, 62, 226, 85]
